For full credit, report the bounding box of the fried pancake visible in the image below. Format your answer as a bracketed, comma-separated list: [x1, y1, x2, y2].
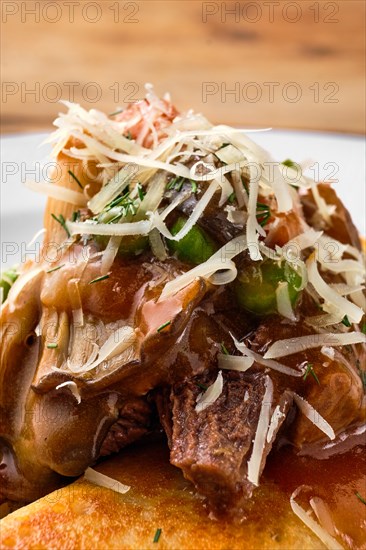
[1, 439, 365, 550]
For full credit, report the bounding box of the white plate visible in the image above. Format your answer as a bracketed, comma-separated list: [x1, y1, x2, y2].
[1, 130, 365, 269]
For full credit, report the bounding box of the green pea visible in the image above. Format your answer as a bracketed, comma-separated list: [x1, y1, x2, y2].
[234, 260, 302, 315]
[167, 217, 218, 265]
[0, 267, 18, 303]
[95, 234, 148, 258]
[117, 235, 148, 257]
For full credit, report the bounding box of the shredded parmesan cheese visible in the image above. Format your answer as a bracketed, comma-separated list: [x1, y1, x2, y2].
[266, 405, 286, 443]
[264, 332, 366, 359]
[293, 393, 335, 440]
[233, 337, 304, 377]
[88, 165, 134, 214]
[55, 381, 81, 404]
[152, 179, 220, 242]
[84, 467, 130, 494]
[307, 254, 364, 323]
[101, 236, 122, 275]
[310, 497, 337, 537]
[247, 376, 273, 486]
[276, 281, 296, 321]
[25, 180, 87, 207]
[290, 488, 344, 549]
[218, 354, 254, 372]
[67, 219, 153, 237]
[159, 235, 247, 300]
[195, 371, 224, 413]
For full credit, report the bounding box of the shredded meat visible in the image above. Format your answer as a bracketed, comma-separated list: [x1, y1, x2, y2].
[301, 183, 361, 249]
[99, 398, 152, 456]
[156, 371, 292, 515]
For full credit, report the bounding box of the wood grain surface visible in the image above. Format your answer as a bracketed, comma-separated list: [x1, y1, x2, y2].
[1, 0, 365, 134]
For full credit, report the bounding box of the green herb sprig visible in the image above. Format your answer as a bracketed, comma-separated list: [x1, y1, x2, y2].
[241, 177, 271, 227]
[51, 213, 70, 238]
[157, 320, 171, 333]
[303, 363, 320, 385]
[89, 274, 110, 285]
[109, 108, 124, 117]
[341, 315, 351, 327]
[153, 528, 162, 543]
[221, 342, 230, 355]
[167, 176, 185, 192]
[46, 264, 65, 274]
[256, 202, 271, 227]
[68, 170, 83, 190]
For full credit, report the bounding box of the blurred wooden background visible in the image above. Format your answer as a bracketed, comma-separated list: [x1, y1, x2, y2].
[1, 0, 365, 134]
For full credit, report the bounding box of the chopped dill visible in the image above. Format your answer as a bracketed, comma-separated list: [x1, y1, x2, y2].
[51, 213, 70, 238]
[191, 180, 198, 194]
[68, 170, 83, 189]
[167, 176, 185, 192]
[137, 183, 145, 201]
[221, 342, 230, 355]
[355, 492, 366, 505]
[89, 274, 110, 285]
[256, 203, 271, 227]
[341, 315, 351, 327]
[100, 190, 139, 221]
[109, 108, 124, 117]
[157, 320, 171, 333]
[71, 210, 81, 222]
[153, 528, 162, 543]
[303, 363, 320, 385]
[46, 264, 65, 274]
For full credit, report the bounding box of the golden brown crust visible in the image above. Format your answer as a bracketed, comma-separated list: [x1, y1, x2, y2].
[0, 441, 326, 550]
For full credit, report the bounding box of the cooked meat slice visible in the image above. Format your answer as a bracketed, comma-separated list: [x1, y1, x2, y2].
[154, 387, 173, 447]
[250, 317, 365, 450]
[301, 183, 361, 249]
[99, 398, 152, 456]
[159, 371, 292, 515]
[290, 359, 364, 450]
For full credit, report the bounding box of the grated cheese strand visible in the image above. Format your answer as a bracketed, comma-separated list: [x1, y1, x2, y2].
[233, 336, 304, 377]
[160, 235, 247, 300]
[195, 371, 224, 413]
[276, 281, 296, 321]
[84, 467, 130, 494]
[218, 354, 254, 372]
[293, 393, 335, 440]
[25, 180, 87, 207]
[307, 253, 364, 323]
[264, 332, 366, 359]
[290, 488, 344, 550]
[247, 375, 274, 486]
[55, 381, 81, 404]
